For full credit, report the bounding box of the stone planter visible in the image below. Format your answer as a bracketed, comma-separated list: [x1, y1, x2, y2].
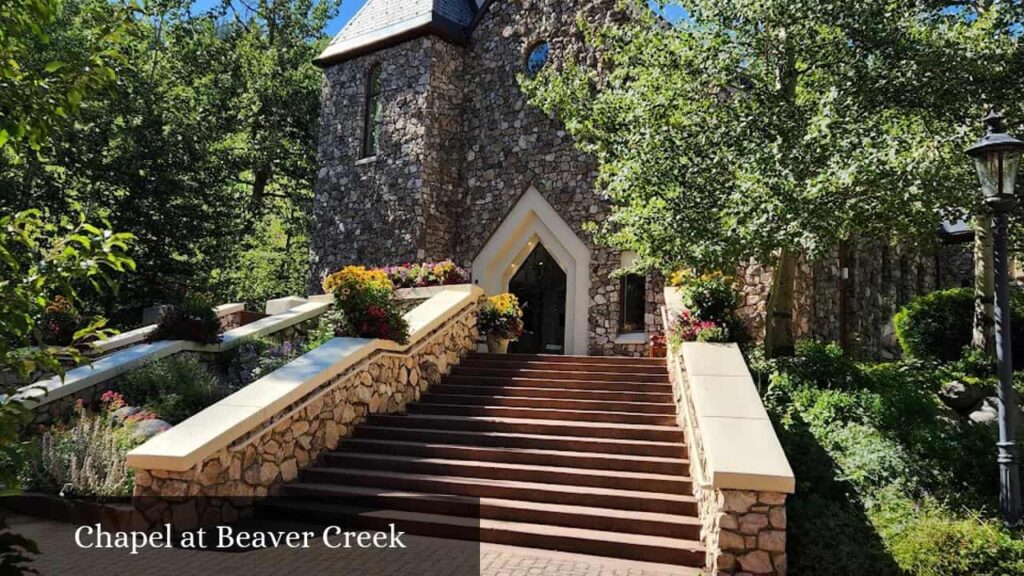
[1, 493, 145, 531]
[486, 335, 510, 354]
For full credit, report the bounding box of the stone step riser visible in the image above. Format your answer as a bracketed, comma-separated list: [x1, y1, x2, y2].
[262, 502, 704, 567]
[335, 441, 690, 475]
[452, 367, 669, 383]
[408, 403, 677, 426]
[269, 492, 701, 540]
[296, 470, 698, 515]
[430, 384, 674, 403]
[366, 415, 684, 443]
[444, 376, 672, 393]
[319, 456, 691, 494]
[460, 360, 669, 375]
[353, 427, 685, 458]
[418, 393, 677, 414]
[466, 353, 666, 367]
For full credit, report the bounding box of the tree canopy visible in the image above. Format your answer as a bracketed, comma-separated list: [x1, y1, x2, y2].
[523, 0, 1024, 274]
[1, 0, 338, 317]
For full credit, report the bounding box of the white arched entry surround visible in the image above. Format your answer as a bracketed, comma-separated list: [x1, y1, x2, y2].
[472, 187, 592, 356]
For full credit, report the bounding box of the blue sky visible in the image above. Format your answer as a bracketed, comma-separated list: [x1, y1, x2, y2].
[190, 1, 688, 38]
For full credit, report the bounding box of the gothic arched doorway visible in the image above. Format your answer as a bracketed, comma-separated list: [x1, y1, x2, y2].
[508, 244, 567, 354]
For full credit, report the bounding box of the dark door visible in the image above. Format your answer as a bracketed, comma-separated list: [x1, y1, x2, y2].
[508, 244, 567, 355]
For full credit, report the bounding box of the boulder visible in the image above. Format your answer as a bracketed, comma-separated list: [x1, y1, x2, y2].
[939, 380, 989, 415]
[131, 419, 172, 442]
[111, 405, 142, 424]
[968, 397, 999, 424]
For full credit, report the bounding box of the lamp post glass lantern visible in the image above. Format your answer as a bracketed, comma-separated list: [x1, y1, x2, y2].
[967, 111, 1024, 527]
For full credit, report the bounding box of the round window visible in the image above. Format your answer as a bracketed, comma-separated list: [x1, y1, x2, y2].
[525, 42, 550, 76]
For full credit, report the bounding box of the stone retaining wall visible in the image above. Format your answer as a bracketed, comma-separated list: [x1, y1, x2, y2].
[698, 487, 788, 575]
[131, 302, 479, 529]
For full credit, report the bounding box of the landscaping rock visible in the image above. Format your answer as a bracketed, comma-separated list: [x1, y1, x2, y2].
[111, 405, 142, 424]
[131, 419, 172, 442]
[968, 397, 999, 424]
[939, 380, 989, 414]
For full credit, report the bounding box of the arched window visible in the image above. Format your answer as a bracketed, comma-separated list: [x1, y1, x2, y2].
[362, 64, 382, 158]
[525, 41, 550, 77]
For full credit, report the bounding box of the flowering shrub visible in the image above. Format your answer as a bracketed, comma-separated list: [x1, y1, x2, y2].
[40, 296, 79, 346]
[672, 269, 737, 324]
[381, 260, 469, 289]
[479, 293, 525, 340]
[24, 394, 140, 499]
[667, 269, 741, 346]
[118, 354, 221, 424]
[321, 266, 410, 344]
[146, 293, 223, 344]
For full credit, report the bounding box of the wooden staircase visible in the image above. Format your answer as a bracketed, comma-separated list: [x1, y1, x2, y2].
[259, 353, 704, 567]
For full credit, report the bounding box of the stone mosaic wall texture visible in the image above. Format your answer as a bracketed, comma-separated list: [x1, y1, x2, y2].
[311, 0, 654, 356]
[132, 302, 480, 528]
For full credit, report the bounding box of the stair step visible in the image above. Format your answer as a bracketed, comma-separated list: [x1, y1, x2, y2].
[354, 426, 685, 457]
[409, 403, 677, 425]
[268, 484, 702, 539]
[335, 439, 690, 474]
[459, 359, 668, 375]
[260, 500, 703, 566]
[467, 353, 666, 367]
[443, 375, 672, 393]
[292, 468, 698, 515]
[320, 452, 691, 493]
[430, 384, 674, 403]
[419, 393, 676, 414]
[366, 414, 684, 443]
[452, 366, 669, 383]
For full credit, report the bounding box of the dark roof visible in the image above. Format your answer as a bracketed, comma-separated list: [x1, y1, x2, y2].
[315, 0, 481, 66]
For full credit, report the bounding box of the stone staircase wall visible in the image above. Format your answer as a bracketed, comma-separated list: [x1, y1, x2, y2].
[128, 286, 482, 529]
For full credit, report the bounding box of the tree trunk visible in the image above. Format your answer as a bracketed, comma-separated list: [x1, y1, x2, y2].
[973, 214, 996, 356]
[764, 249, 797, 356]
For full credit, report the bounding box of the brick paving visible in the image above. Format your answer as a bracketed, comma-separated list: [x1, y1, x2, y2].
[3, 514, 699, 576]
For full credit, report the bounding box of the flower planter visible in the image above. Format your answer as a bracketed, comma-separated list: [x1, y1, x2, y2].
[487, 335, 510, 354]
[650, 344, 667, 358]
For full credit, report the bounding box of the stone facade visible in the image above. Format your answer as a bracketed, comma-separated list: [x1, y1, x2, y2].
[311, 0, 659, 356]
[132, 302, 480, 527]
[311, 1, 975, 359]
[731, 239, 974, 359]
[698, 488, 788, 576]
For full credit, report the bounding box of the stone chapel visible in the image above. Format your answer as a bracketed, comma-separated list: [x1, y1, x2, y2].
[309, 0, 974, 357]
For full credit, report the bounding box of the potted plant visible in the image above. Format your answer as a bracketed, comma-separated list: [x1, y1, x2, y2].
[650, 332, 667, 358]
[479, 293, 524, 354]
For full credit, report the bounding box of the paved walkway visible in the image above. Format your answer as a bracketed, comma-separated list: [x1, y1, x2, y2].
[3, 515, 700, 576]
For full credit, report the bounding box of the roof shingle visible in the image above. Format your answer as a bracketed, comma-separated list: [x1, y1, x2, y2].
[315, 0, 480, 66]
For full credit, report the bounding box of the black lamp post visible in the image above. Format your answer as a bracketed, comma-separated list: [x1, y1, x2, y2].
[967, 111, 1024, 527]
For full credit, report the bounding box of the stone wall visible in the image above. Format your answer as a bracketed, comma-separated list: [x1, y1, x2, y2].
[698, 488, 788, 576]
[733, 240, 974, 359]
[132, 302, 480, 528]
[310, 37, 436, 280]
[664, 339, 791, 576]
[311, 1, 650, 356]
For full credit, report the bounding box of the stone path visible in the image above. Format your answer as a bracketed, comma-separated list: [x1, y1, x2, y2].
[3, 514, 700, 576]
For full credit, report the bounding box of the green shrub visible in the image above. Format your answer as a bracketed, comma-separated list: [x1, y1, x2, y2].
[146, 293, 223, 344]
[872, 491, 1024, 576]
[765, 341, 1019, 574]
[770, 341, 863, 390]
[893, 288, 1024, 364]
[893, 288, 973, 362]
[118, 355, 221, 423]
